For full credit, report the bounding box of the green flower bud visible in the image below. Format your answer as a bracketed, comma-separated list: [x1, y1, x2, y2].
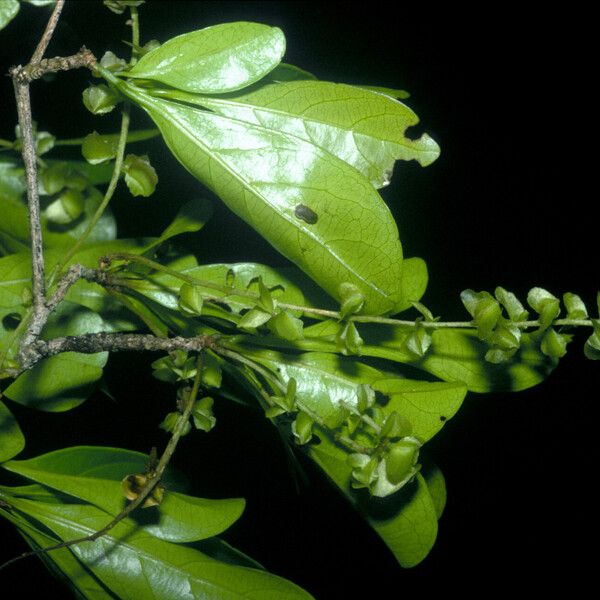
[178, 283, 204, 315]
[540, 328, 570, 358]
[122, 154, 158, 197]
[82, 84, 121, 115]
[292, 411, 314, 445]
[338, 282, 365, 319]
[193, 397, 216, 432]
[380, 411, 412, 439]
[82, 132, 118, 165]
[267, 310, 304, 341]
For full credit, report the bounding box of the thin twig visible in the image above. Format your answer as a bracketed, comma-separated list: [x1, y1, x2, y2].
[0, 353, 205, 572]
[53, 105, 131, 279]
[30, 0, 65, 64]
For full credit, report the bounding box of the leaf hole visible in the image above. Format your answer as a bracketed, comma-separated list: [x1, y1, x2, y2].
[439, 415, 447, 422]
[2, 312, 22, 331]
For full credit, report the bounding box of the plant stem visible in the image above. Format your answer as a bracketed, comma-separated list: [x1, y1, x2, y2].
[51, 105, 131, 282]
[29, 0, 65, 64]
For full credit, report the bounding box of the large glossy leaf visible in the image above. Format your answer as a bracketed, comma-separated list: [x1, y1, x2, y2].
[4, 446, 245, 543]
[103, 72, 405, 315]
[371, 378, 467, 442]
[308, 434, 438, 568]
[125, 22, 286, 94]
[0, 400, 24, 462]
[154, 79, 440, 187]
[6, 496, 314, 599]
[303, 321, 555, 392]
[4, 302, 108, 411]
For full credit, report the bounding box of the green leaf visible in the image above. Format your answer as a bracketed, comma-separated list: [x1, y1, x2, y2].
[0, 160, 116, 251]
[46, 189, 85, 225]
[420, 329, 556, 392]
[103, 71, 406, 315]
[0, 0, 19, 32]
[178, 282, 204, 315]
[540, 327, 570, 358]
[122, 154, 158, 197]
[318, 321, 556, 392]
[7, 496, 314, 599]
[0, 400, 24, 462]
[147, 198, 213, 251]
[308, 436, 438, 568]
[8, 514, 117, 600]
[3, 446, 245, 543]
[527, 287, 560, 330]
[495, 287, 529, 322]
[4, 302, 108, 411]
[125, 22, 286, 94]
[584, 319, 600, 360]
[421, 462, 446, 519]
[563, 292, 588, 320]
[156, 80, 439, 188]
[267, 310, 304, 341]
[249, 350, 382, 428]
[371, 378, 467, 442]
[153, 79, 439, 187]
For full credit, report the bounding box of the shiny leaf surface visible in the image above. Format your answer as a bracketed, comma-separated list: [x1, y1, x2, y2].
[6, 496, 314, 600]
[125, 22, 286, 94]
[4, 446, 245, 542]
[107, 74, 405, 314]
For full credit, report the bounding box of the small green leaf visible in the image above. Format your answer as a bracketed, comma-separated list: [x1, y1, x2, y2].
[193, 397, 216, 432]
[160, 411, 188, 435]
[292, 411, 314, 445]
[103, 0, 145, 15]
[336, 321, 363, 356]
[0, 400, 24, 462]
[460, 289, 501, 339]
[384, 439, 420, 486]
[82, 84, 121, 115]
[147, 198, 213, 251]
[405, 325, 432, 357]
[81, 131, 118, 164]
[540, 327, 570, 358]
[257, 277, 275, 314]
[125, 22, 286, 94]
[45, 189, 85, 225]
[495, 287, 529, 321]
[237, 307, 272, 331]
[527, 287, 560, 330]
[563, 292, 588, 320]
[584, 319, 600, 360]
[267, 310, 304, 341]
[380, 411, 412, 439]
[338, 282, 365, 319]
[122, 154, 158, 197]
[178, 282, 204, 315]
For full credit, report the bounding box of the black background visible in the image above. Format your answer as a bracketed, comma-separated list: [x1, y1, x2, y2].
[0, 1, 597, 597]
